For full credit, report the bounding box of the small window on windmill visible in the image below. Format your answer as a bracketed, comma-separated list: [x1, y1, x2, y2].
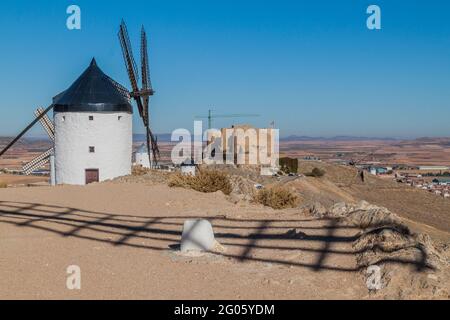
[89, 146, 95, 153]
[118, 116, 122, 121]
[89, 115, 94, 121]
[62, 116, 66, 122]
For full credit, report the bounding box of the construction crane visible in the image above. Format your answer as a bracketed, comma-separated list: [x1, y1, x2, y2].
[195, 109, 260, 129]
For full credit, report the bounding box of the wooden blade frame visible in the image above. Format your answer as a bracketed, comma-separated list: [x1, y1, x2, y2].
[140, 26, 158, 165]
[119, 20, 159, 166]
[35, 107, 55, 141]
[0, 104, 53, 158]
[118, 21, 144, 119]
[22, 147, 54, 175]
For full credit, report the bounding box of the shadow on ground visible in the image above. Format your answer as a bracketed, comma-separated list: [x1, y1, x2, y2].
[0, 201, 430, 273]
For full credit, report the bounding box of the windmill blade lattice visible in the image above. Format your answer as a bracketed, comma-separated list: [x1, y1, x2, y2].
[21, 107, 55, 175]
[34, 107, 55, 141]
[118, 20, 159, 166]
[22, 147, 54, 175]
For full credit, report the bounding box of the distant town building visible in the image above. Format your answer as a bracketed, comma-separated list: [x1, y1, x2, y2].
[369, 166, 388, 175]
[206, 124, 277, 166]
[432, 177, 450, 185]
[279, 157, 299, 174]
[134, 143, 151, 169]
[418, 166, 449, 171]
[303, 156, 321, 161]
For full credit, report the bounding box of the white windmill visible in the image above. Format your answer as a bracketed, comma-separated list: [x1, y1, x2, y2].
[1, 59, 135, 185]
[0, 20, 158, 185]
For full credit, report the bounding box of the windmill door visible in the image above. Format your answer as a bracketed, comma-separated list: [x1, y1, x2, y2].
[85, 169, 99, 184]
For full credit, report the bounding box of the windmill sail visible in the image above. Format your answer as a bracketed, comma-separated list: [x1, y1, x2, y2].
[22, 147, 53, 175]
[34, 107, 55, 141]
[141, 26, 159, 164]
[141, 26, 153, 111]
[0, 104, 54, 158]
[103, 75, 131, 101]
[118, 20, 144, 118]
[118, 20, 159, 166]
[21, 107, 56, 175]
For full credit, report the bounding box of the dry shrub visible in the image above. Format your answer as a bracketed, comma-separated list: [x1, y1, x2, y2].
[305, 167, 325, 177]
[168, 170, 232, 195]
[0, 182, 7, 188]
[132, 165, 150, 176]
[254, 186, 299, 209]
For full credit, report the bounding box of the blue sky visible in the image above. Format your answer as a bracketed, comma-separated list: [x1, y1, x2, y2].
[0, 0, 449, 138]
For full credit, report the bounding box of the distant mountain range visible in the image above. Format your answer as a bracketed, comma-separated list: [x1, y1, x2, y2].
[133, 134, 401, 143]
[133, 133, 173, 142]
[279, 135, 399, 142]
[7, 134, 445, 144]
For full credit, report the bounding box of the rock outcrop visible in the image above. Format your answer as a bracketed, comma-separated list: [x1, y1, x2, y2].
[310, 200, 450, 299]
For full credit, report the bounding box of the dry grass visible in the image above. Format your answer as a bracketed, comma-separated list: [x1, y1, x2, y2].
[168, 169, 232, 195]
[132, 165, 151, 176]
[0, 182, 7, 188]
[254, 186, 299, 209]
[305, 167, 326, 178]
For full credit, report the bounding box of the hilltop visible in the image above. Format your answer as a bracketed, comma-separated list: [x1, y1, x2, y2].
[0, 161, 449, 299]
[292, 161, 450, 237]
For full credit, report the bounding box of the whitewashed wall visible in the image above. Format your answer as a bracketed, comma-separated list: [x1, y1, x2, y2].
[54, 112, 132, 185]
[135, 152, 151, 168]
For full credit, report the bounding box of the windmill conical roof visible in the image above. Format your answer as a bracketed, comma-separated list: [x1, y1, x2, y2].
[53, 58, 133, 113]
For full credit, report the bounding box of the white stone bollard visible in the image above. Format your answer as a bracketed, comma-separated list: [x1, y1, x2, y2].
[181, 165, 196, 176]
[180, 219, 215, 252]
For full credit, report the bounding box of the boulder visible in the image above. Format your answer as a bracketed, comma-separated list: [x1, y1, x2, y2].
[328, 202, 352, 217]
[309, 202, 327, 217]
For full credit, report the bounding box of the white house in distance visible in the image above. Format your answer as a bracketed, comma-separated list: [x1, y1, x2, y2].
[135, 143, 151, 168]
[53, 58, 133, 185]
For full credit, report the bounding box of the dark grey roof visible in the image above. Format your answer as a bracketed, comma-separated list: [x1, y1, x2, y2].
[53, 58, 133, 113]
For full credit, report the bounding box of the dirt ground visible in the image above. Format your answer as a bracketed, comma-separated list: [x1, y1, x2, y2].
[296, 161, 450, 237]
[0, 182, 375, 299]
[0, 174, 49, 186]
[0, 178, 448, 299]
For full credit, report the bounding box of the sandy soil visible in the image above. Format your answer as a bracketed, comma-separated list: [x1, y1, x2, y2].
[0, 182, 372, 299]
[296, 161, 450, 236]
[0, 174, 49, 186]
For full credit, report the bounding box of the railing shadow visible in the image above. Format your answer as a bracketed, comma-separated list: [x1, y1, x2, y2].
[0, 201, 432, 273]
